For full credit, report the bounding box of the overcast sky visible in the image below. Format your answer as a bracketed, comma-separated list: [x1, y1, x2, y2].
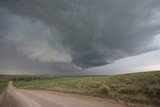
[0, 0, 160, 75]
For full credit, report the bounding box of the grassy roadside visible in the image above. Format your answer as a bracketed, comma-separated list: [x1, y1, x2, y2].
[12, 71, 160, 106]
[0, 76, 9, 94]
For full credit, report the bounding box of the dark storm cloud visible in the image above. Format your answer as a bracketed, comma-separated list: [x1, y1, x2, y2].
[0, 0, 160, 69]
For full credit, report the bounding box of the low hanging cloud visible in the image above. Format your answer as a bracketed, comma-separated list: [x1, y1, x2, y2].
[0, 0, 160, 69]
[2, 14, 72, 63]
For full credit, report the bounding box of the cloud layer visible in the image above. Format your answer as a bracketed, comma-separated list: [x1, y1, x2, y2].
[3, 16, 72, 63]
[0, 0, 160, 72]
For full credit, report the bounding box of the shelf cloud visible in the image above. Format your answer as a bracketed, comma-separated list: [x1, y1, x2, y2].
[0, 0, 160, 74]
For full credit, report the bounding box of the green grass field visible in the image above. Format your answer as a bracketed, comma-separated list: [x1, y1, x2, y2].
[12, 71, 160, 106]
[0, 76, 9, 94]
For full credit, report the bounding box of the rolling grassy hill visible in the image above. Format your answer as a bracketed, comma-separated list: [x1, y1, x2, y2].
[12, 71, 160, 106]
[0, 76, 9, 94]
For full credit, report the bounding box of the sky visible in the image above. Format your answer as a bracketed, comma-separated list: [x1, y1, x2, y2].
[0, 0, 160, 75]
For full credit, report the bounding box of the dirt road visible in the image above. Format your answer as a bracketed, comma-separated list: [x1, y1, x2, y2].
[0, 81, 127, 107]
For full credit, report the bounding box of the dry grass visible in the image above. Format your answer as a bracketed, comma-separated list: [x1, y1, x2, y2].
[13, 71, 160, 106]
